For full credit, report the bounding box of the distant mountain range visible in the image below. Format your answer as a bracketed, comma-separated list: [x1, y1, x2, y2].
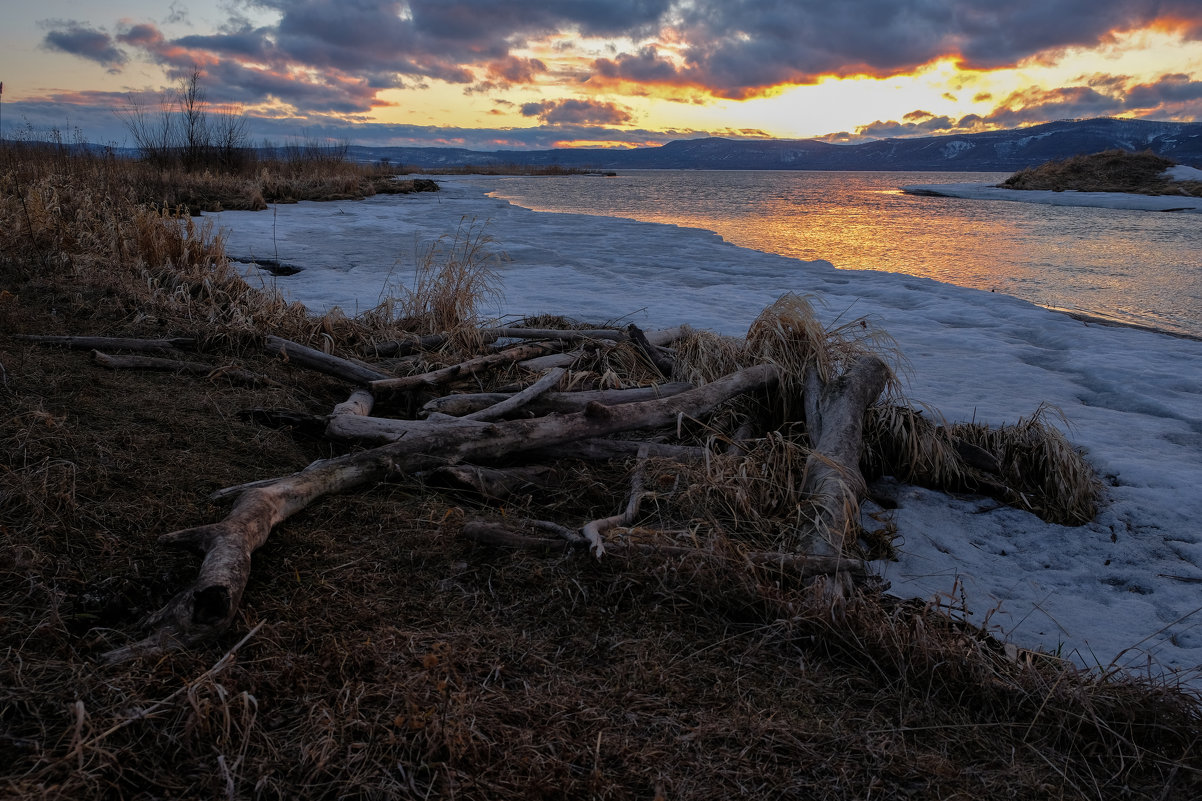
[349, 118, 1202, 172]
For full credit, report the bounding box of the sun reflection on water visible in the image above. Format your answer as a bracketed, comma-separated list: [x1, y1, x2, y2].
[487, 170, 1202, 337]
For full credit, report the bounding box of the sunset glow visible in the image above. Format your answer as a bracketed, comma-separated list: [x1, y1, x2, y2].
[2, 1, 1200, 149]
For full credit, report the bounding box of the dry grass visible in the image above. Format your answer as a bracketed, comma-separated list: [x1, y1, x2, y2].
[999, 149, 1202, 197]
[2, 143, 1200, 799]
[370, 219, 504, 350]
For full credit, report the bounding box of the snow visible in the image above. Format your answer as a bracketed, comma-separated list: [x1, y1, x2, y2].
[901, 182, 1202, 212]
[1166, 164, 1202, 182]
[207, 177, 1202, 686]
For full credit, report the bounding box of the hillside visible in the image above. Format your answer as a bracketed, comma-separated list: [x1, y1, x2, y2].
[350, 118, 1202, 172]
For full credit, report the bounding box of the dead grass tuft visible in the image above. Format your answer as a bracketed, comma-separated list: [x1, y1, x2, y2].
[1000, 148, 1202, 196]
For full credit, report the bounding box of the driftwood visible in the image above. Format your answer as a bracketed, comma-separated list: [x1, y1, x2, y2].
[581, 445, 650, 556]
[487, 326, 626, 342]
[521, 326, 686, 371]
[266, 335, 391, 384]
[367, 327, 625, 357]
[332, 389, 375, 417]
[627, 324, 674, 377]
[372, 342, 558, 393]
[107, 364, 781, 658]
[425, 464, 554, 499]
[368, 333, 449, 357]
[22, 291, 1094, 666]
[17, 334, 195, 352]
[422, 382, 694, 418]
[464, 367, 566, 421]
[800, 355, 892, 556]
[92, 351, 277, 386]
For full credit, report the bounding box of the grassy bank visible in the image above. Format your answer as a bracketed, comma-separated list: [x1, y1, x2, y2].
[999, 149, 1202, 196]
[3, 143, 1202, 800]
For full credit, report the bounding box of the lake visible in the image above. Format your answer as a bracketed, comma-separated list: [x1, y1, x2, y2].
[482, 170, 1202, 338]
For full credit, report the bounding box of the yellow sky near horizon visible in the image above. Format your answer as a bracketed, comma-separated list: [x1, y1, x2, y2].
[3, 2, 1201, 148]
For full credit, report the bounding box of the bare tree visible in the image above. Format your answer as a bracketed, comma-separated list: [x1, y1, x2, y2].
[211, 103, 251, 171]
[117, 90, 178, 168]
[177, 71, 209, 169]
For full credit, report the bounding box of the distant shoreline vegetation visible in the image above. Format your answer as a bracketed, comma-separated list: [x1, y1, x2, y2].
[999, 149, 1202, 197]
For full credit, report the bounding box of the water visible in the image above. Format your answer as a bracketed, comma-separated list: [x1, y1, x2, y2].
[484, 170, 1202, 338]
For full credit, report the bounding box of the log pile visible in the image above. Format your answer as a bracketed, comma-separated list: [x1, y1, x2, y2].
[23, 294, 1102, 660]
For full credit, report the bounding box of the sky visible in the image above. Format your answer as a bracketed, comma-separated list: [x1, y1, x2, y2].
[3, 0, 1202, 150]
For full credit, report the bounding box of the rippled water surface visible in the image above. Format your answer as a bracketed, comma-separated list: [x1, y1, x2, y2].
[486, 170, 1202, 337]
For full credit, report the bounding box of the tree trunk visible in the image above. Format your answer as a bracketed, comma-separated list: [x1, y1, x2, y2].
[265, 335, 392, 384]
[799, 355, 891, 556]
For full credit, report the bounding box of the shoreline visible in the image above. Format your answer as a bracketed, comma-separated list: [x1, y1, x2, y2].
[901, 181, 1202, 212]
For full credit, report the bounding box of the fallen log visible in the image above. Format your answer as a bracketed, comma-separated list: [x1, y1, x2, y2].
[425, 464, 554, 499]
[581, 444, 650, 556]
[92, 351, 277, 386]
[487, 326, 626, 341]
[265, 335, 392, 384]
[18, 334, 196, 352]
[421, 382, 694, 417]
[332, 389, 375, 417]
[627, 324, 674, 377]
[521, 326, 687, 371]
[365, 333, 449, 357]
[366, 327, 625, 357]
[463, 367, 565, 421]
[371, 342, 559, 393]
[107, 364, 779, 659]
[800, 355, 891, 556]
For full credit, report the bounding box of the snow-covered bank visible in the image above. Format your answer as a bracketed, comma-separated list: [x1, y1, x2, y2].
[208, 176, 1202, 685]
[902, 182, 1202, 212]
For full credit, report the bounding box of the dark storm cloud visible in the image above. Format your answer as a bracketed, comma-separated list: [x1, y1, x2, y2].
[174, 27, 282, 62]
[41, 23, 127, 69]
[842, 71, 1202, 142]
[592, 0, 1202, 98]
[849, 114, 963, 139]
[1124, 74, 1202, 109]
[520, 98, 633, 124]
[31, 1, 1202, 145]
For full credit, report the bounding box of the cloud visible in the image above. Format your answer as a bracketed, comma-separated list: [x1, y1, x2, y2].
[848, 114, 967, 140]
[836, 70, 1202, 142]
[588, 0, 1202, 99]
[1124, 73, 1202, 109]
[29, 1, 1202, 144]
[520, 98, 634, 125]
[41, 22, 128, 70]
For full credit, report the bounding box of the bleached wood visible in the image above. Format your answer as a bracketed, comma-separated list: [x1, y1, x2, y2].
[332, 389, 375, 417]
[520, 326, 687, 370]
[91, 351, 275, 386]
[370, 342, 558, 392]
[266, 335, 391, 384]
[19, 334, 195, 352]
[580, 445, 650, 557]
[800, 356, 891, 557]
[422, 382, 694, 417]
[463, 367, 565, 421]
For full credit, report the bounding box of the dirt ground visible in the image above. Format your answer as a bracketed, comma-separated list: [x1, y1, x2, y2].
[3, 266, 1202, 800]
